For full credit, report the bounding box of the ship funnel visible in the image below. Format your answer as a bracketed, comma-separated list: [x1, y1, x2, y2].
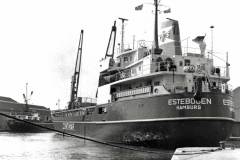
[159, 18, 182, 56]
[192, 35, 206, 56]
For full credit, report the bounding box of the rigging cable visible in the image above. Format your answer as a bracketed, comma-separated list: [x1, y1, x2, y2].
[0, 112, 173, 156]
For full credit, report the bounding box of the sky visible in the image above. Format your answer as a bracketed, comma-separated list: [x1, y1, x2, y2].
[0, 0, 239, 110]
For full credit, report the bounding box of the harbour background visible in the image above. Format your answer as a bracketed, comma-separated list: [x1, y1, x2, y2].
[0, 132, 174, 160]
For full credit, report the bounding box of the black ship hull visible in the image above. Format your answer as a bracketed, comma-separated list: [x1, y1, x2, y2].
[53, 92, 234, 148]
[232, 121, 240, 137]
[7, 120, 54, 133]
[54, 118, 232, 148]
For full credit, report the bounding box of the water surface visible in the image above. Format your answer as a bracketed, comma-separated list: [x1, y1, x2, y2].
[0, 132, 174, 160]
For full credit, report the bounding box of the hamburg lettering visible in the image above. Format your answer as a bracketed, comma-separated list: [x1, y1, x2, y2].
[176, 105, 201, 110]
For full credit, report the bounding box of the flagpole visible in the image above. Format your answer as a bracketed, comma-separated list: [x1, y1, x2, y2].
[153, 0, 160, 53]
[210, 25, 214, 59]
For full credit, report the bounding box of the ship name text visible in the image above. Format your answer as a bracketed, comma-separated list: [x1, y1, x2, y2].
[168, 98, 212, 110]
[63, 122, 75, 130]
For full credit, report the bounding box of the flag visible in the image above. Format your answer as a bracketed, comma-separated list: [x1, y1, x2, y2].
[135, 4, 143, 11]
[163, 8, 171, 13]
[159, 26, 173, 43]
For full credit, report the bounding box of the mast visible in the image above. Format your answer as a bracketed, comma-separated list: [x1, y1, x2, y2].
[23, 83, 33, 111]
[118, 17, 128, 53]
[68, 30, 84, 109]
[153, 0, 162, 54]
[210, 25, 214, 59]
[226, 52, 230, 78]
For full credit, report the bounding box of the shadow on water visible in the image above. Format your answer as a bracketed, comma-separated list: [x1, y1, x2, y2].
[0, 132, 174, 160]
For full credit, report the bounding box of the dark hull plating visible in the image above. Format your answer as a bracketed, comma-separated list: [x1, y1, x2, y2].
[54, 119, 232, 148]
[232, 121, 240, 137]
[7, 120, 54, 133]
[53, 92, 234, 148]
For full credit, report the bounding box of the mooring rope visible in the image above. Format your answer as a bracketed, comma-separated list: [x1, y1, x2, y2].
[1, 112, 223, 159]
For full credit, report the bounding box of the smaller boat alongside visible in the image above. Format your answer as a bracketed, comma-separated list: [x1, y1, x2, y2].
[7, 110, 53, 132]
[4, 83, 54, 132]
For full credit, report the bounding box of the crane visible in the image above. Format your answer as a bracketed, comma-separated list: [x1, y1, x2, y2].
[68, 30, 84, 109]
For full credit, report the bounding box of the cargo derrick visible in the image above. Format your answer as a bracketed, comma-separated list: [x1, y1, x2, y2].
[68, 30, 84, 109]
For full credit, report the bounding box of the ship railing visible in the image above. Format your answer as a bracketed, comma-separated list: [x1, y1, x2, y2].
[125, 39, 223, 62]
[182, 47, 213, 59]
[79, 97, 97, 104]
[134, 41, 213, 60]
[115, 86, 152, 98]
[52, 105, 96, 118]
[99, 61, 179, 86]
[52, 109, 85, 118]
[101, 63, 229, 87]
[115, 40, 153, 55]
[114, 82, 187, 99]
[137, 40, 153, 49]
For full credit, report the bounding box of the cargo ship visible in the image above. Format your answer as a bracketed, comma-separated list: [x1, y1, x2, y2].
[52, 0, 234, 148]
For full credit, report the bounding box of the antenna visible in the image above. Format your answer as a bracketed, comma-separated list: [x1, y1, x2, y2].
[226, 52, 230, 78]
[210, 25, 214, 59]
[118, 17, 128, 53]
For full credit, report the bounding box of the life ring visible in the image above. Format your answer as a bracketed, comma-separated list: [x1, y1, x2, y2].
[154, 88, 159, 93]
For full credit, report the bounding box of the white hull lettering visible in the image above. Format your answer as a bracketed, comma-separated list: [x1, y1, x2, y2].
[63, 122, 75, 130]
[176, 105, 201, 110]
[168, 98, 211, 106]
[223, 99, 233, 107]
